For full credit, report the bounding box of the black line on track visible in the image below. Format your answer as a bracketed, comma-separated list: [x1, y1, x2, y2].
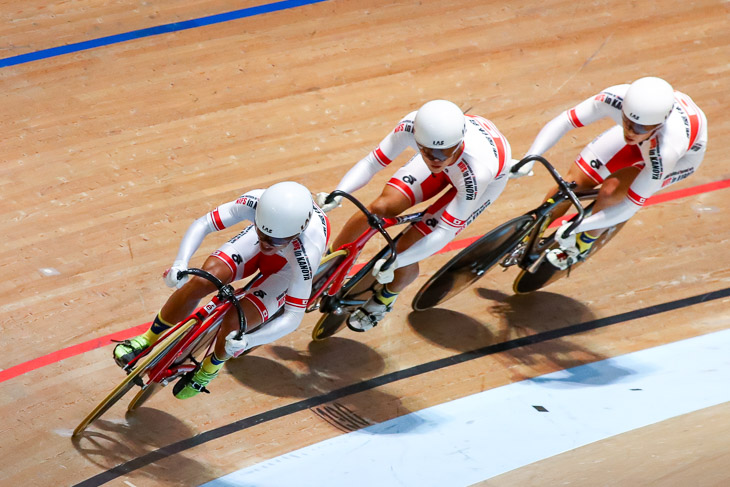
[73, 286, 730, 486]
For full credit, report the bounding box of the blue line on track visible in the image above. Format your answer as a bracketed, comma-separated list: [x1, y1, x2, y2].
[0, 0, 328, 68]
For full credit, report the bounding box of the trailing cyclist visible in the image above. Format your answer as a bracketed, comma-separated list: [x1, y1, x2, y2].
[316, 99, 513, 331]
[113, 181, 329, 399]
[512, 77, 708, 270]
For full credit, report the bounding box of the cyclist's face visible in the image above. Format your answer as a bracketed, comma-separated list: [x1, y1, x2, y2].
[622, 113, 661, 145]
[256, 227, 297, 255]
[417, 142, 462, 173]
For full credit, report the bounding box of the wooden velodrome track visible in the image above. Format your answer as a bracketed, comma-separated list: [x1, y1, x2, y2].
[2, 0, 729, 485]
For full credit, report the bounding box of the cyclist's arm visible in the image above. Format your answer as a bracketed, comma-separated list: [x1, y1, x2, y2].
[525, 93, 615, 157]
[575, 142, 681, 233]
[244, 308, 304, 348]
[243, 276, 313, 347]
[244, 240, 321, 346]
[572, 198, 639, 234]
[171, 192, 260, 265]
[395, 225, 458, 268]
[334, 116, 415, 194]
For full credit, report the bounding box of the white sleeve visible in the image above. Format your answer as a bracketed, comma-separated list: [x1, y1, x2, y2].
[526, 93, 614, 157]
[335, 152, 388, 194]
[573, 198, 639, 234]
[244, 309, 303, 348]
[525, 112, 576, 156]
[171, 193, 258, 265]
[171, 216, 215, 265]
[395, 225, 457, 268]
[334, 115, 415, 194]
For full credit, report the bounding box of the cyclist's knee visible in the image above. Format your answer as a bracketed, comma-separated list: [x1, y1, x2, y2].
[596, 178, 624, 206]
[369, 187, 411, 217]
[369, 197, 401, 218]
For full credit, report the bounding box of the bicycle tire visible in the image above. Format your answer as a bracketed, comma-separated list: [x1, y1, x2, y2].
[412, 215, 534, 311]
[513, 221, 625, 293]
[73, 319, 196, 436]
[311, 269, 376, 341]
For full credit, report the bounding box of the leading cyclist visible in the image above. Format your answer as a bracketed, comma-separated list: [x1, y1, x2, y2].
[113, 181, 329, 399]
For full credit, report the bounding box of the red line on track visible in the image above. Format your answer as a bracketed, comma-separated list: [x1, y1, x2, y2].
[2, 179, 728, 383]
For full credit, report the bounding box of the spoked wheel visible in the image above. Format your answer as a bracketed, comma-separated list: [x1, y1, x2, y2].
[412, 215, 534, 311]
[73, 320, 195, 436]
[312, 271, 376, 341]
[513, 221, 625, 294]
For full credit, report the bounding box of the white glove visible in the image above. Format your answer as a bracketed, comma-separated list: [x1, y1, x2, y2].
[163, 261, 189, 289]
[224, 331, 250, 358]
[509, 158, 534, 179]
[314, 192, 343, 213]
[372, 257, 397, 284]
[554, 221, 579, 255]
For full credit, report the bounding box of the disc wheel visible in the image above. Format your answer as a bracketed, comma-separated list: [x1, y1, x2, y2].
[412, 215, 534, 311]
[73, 319, 195, 436]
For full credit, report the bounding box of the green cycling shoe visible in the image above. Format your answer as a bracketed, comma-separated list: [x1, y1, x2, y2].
[173, 368, 219, 399]
[113, 335, 150, 367]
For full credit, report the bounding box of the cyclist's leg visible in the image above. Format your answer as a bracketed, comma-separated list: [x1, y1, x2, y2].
[329, 185, 411, 251]
[329, 153, 446, 251]
[115, 226, 257, 366]
[347, 159, 450, 330]
[392, 170, 510, 292]
[541, 125, 644, 222]
[174, 261, 289, 399]
[348, 170, 504, 330]
[566, 126, 643, 236]
[547, 127, 645, 269]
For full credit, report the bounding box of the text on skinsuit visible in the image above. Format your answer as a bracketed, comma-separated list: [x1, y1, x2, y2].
[457, 161, 477, 201]
[649, 139, 663, 180]
[292, 239, 312, 280]
[595, 92, 623, 110]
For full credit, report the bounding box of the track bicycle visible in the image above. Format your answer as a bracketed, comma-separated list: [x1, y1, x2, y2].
[412, 155, 625, 311]
[73, 268, 253, 436]
[307, 190, 425, 340]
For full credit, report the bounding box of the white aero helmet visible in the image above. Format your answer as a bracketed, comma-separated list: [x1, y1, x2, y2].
[622, 77, 675, 126]
[413, 100, 466, 149]
[255, 181, 313, 239]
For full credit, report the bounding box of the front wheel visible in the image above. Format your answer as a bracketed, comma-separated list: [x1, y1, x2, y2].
[412, 215, 534, 311]
[513, 221, 625, 293]
[73, 320, 195, 436]
[311, 271, 376, 341]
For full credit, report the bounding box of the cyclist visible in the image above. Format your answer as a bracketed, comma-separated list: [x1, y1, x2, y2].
[316, 99, 512, 331]
[113, 181, 329, 399]
[512, 76, 708, 269]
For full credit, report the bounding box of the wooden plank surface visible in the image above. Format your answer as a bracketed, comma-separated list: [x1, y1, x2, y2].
[1, 0, 728, 485]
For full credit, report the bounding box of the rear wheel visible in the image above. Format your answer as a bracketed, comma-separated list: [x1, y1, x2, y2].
[412, 215, 534, 311]
[307, 250, 348, 312]
[312, 271, 376, 341]
[73, 320, 195, 436]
